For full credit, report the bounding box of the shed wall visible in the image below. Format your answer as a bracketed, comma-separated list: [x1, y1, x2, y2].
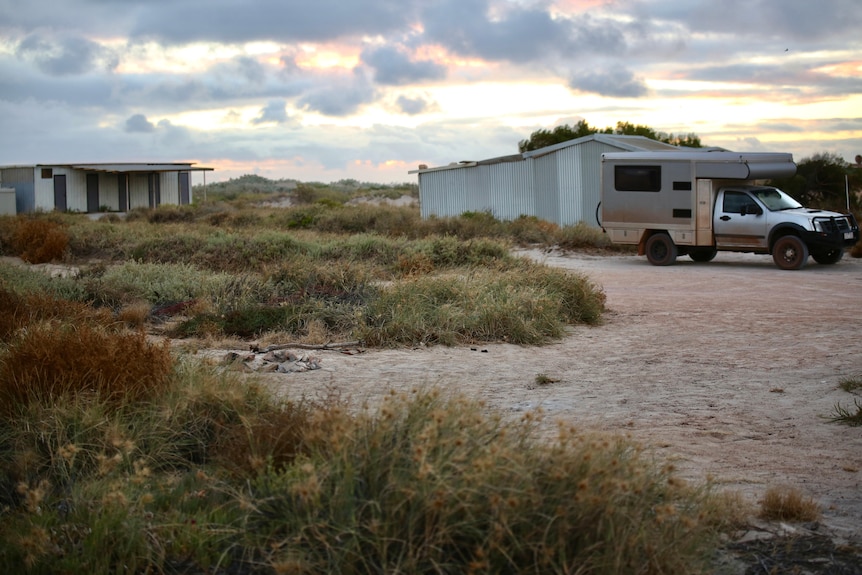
[0, 167, 36, 213]
[488, 160, 533, 220]
[416, 138, 646, 228]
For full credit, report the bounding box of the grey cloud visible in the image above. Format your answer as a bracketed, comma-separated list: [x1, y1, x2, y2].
[420, 0, 626, 63]
[363, 46, 446, 86]
[298, 73, 377, 117]
[396, 95, 434, 115]
[637, 0, 862, 46]
[128, 0, 412, 44]
[253, 100, 289, 124]
[684, 61, 862, 99]
[0, 58, 118, 106]
[568, 68, 648, 98]
[218, 56, 269, 85]
[756, 122, 805, 133]
[16, 33, 117, 76]
[125, 114, 156, 133]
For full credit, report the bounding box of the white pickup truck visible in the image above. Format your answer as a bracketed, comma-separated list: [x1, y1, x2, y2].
[600, 151, 859, 270]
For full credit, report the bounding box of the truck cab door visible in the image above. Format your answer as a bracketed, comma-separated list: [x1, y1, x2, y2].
[714, 190, 768, 249]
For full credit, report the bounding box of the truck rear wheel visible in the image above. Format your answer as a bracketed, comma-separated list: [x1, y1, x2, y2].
[772, 235, 809, 270]
[645, 233, 678, 266]
[689, 247, 717, 262]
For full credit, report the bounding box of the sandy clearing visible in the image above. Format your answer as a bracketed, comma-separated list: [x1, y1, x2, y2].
[214, 249, 862, 542]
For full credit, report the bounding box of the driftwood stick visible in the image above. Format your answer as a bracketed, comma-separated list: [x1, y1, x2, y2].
[253, 341, 361, 353]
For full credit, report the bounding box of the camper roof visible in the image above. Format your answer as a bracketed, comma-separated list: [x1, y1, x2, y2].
[601, 151, 796, 180]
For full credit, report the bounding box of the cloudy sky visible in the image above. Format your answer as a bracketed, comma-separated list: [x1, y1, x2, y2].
[1, 0, 861, 185]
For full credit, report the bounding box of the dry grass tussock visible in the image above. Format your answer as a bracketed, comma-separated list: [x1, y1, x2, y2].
[0, 288, 172, 412]
[10, 216, 70, 264]
[759, 486, 821, 522]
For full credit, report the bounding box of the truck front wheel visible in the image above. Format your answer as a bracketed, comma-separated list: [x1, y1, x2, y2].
[645, 233, 678, 266]
[811, 248, 844, 265]
[772, 235, 809, 270]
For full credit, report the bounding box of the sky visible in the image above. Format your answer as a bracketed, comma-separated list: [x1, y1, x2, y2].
[1, 0, 861, 185]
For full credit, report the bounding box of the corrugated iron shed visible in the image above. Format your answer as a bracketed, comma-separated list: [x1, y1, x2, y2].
[410, 134, 684, 227]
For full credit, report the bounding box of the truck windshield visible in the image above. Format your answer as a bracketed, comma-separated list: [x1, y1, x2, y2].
[751, 187, 803, 211]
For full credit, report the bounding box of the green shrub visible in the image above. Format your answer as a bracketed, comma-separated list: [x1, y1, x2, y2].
[360, 266, 604, 346]
[0, 261, 86, 301]
[0, 366, 733, 574]
[92, 261, 217, 306]
[147, 205, 197, 224]
[249, 390, 722, 574]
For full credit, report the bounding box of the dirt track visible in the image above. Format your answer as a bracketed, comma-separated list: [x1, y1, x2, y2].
[253, 249, 862, 541]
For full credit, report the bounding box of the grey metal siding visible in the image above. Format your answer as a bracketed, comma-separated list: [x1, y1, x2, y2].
[415, 135, 674, 227]
[129, 174, 150, 209]
[488, 160, 533, 220]
[0, 167, 36, 213]
[419, 168, 473, 219]
[533, 154, 559, 225]
[556, 146, 584, 226]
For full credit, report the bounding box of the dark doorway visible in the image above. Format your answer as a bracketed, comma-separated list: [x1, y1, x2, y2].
[179, 172, 190, 205]
[53, 175, 67, 211]
[148, 173, 161, 208]
[86, 174, 99, 213]
[118, 174, 128, 211]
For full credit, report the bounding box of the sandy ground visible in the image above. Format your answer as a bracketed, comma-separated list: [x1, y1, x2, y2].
[240, 249, 862, 543]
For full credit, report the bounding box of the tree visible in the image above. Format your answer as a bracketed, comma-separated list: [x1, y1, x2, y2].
[518, 120, 701, 152]
[768, 152, 860, 213]
[517, 120, 599, 152]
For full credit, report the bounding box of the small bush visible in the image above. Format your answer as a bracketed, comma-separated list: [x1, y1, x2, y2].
[554, 221, 624, 252]
[839, 375, 862, 393]
[0, 261, 85, 301]
[759, 486, 820, 522]
[360, 266, 604, 346]
[0, 288, 109, 342]
[0, 321, 173, 412]
[11, 217, 70, 263]
[249, 390, 722, 574]
[829, 398, 862, 426]
[92, 261, 227, 307]
[147, 205, 197, 224]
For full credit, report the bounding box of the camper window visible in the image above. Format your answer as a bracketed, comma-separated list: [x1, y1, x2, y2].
[614, 165, 661, 192]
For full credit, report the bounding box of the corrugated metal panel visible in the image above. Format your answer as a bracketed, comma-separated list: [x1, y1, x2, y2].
[159, 172, 180, 205]
[416, 135, 675, 227]
[533, 153, 559, 224]
[556, 146, 584, 225]
[0, 188, 16, 215]
[488, 160, 533, 220]
[579, 143, 611, 227]
[98, 173, 118, 211]
[129, 174, 151, 209]
[420, 167, 471, 219]
[0, 167, 36, 213]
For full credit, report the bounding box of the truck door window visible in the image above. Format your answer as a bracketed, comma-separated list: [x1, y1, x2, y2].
[722, 191, 758, 214]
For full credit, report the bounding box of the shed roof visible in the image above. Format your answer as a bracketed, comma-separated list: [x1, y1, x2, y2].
[1, 163, 213, 173]
[409, 134, 685, 174]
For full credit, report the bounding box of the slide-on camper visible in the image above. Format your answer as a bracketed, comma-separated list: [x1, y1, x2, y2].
[600, 151, 859, 270]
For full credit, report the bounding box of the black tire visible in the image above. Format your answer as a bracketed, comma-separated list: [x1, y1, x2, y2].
[811, 248, 844, 265]
[645, 233, 678, 266]
[772, 235, 809, 270]
[689, 247, 717, 263]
